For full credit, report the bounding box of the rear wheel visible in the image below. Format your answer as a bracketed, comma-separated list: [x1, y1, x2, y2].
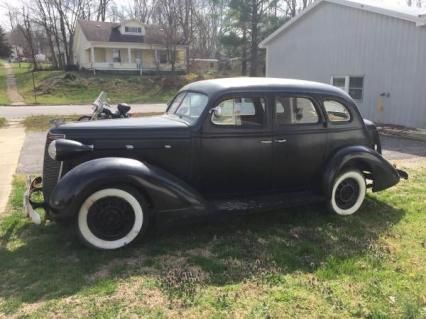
[77, 188, 148, 250]
[328, 170, 366, 215]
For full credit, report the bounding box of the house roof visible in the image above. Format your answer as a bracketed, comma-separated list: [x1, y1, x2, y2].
[77, 20, 172, 45]
[259, 0, 426, 47]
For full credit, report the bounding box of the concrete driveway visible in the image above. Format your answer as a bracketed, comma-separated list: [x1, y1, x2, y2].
[0, 120, 25, 213]
[0, 103, 167, 119]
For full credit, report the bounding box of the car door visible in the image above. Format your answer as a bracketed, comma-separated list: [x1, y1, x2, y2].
[197, 93, 273, 196]
[271, 93, 328, 191]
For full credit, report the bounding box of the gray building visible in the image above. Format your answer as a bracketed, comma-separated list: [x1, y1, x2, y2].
[260, 0, 426, 128]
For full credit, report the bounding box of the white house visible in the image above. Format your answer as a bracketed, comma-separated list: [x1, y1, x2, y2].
[73, 19, 187, 73]
[260, 0, 426, 128]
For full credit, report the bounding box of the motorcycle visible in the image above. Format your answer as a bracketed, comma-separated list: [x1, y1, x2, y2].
[78, 91, 132, 121]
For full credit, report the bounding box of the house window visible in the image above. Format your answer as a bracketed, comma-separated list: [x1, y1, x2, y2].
[125, 26, 142, 33]
[112, 49, 121, 63]
[331, 76, 364, 100]
[159, 51, 168, 64]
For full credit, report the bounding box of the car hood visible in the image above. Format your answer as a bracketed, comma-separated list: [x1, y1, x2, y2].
[50, 115, 191, 139]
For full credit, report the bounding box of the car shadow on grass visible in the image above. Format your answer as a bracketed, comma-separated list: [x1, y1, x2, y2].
[0, 196, 405, 312]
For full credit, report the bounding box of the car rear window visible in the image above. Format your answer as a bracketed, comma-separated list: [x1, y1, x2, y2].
[324, 100, 351, 122]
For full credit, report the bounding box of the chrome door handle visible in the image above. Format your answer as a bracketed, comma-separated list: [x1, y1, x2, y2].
[275, 139, 287, 143]
[260, 140, 273, 144]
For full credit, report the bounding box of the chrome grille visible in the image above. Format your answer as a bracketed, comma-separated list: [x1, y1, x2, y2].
[43, 133, 65, 202]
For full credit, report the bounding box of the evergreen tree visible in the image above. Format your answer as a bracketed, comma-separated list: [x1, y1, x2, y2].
[0, 26, 11, 58]
[219, 0, 287, 76]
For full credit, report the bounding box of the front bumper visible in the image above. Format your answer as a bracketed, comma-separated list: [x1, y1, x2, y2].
[23, 176, 46, 224]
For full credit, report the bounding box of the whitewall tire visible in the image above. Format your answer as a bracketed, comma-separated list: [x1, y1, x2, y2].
[329, 170, 366, 216]
[77, 188, 145, 250]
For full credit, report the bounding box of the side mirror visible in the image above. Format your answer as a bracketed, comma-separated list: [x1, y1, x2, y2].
[210, 106, 222, 117]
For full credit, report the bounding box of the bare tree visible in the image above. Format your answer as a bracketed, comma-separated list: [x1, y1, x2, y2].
[156, 0, 181, 74]
[51, 0, 87, 66]
[33, 0, 59, 68]
[133, 0, 157, 22]
[21, 9, 38, 69]
[97, 0, 111, 21]
[405, 0, 424, 6]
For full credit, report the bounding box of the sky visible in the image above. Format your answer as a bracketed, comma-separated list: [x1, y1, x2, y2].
[0, 0, 415, 31]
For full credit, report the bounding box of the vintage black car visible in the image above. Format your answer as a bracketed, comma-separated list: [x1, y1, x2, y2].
[25, 78, 407, 250]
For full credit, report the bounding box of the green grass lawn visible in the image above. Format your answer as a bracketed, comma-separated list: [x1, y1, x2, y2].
[22, 115, 81, 131]
[11, 63, 203, 105]
[0, 60, 11, 105]
[0, 169, 425, 318]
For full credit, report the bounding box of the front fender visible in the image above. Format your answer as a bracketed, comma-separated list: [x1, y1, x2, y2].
[48, 157, 207, 219]
[322, 146, 400, 197]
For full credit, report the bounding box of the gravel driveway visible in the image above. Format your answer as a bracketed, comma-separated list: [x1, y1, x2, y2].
[381, 136, 426, 160]
[17, 134, 426, 175]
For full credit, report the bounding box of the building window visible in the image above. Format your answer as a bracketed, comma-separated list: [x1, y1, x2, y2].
[159, 51, 168, 64]
[275, 96, 319, 125]
[332, 77, 346, 91]
[331, 76, 364, 100]
[125, 26, 142, 33]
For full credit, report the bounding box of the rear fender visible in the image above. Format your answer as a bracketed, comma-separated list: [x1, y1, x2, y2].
[48, 157, 207, 220]
[322, 146, 400, 197]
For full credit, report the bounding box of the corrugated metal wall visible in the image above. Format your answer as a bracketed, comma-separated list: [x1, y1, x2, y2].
[265, 2, 426, 128]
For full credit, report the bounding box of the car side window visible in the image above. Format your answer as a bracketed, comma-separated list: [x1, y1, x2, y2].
[275, 96, 319, 125]
[324, 100, 351, 122]
[211, 97, 266, 127]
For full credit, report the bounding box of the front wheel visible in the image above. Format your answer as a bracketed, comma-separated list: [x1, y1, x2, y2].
[328, 170, 366, 216]
[77, 188, 148, 250]
[78, 115, 92, 122]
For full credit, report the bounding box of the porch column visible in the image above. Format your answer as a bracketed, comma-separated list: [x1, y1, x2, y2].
[128, 48, 131, 63]
[90, 47, 96, 75]
[90, 47, 95, 64]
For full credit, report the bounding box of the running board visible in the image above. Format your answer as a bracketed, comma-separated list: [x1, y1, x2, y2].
[211, 192, 325, 213]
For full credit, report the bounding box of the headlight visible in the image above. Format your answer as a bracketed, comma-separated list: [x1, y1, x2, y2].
[48, 140, 57, 160]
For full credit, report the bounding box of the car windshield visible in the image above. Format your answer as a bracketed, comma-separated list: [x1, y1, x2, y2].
[167, 92, 209, 123]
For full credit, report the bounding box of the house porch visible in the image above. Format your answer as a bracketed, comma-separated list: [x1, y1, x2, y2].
[82, 47, 186, 72]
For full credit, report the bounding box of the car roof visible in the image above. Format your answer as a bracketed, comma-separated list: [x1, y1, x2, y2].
[179, 77, 352, 100]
